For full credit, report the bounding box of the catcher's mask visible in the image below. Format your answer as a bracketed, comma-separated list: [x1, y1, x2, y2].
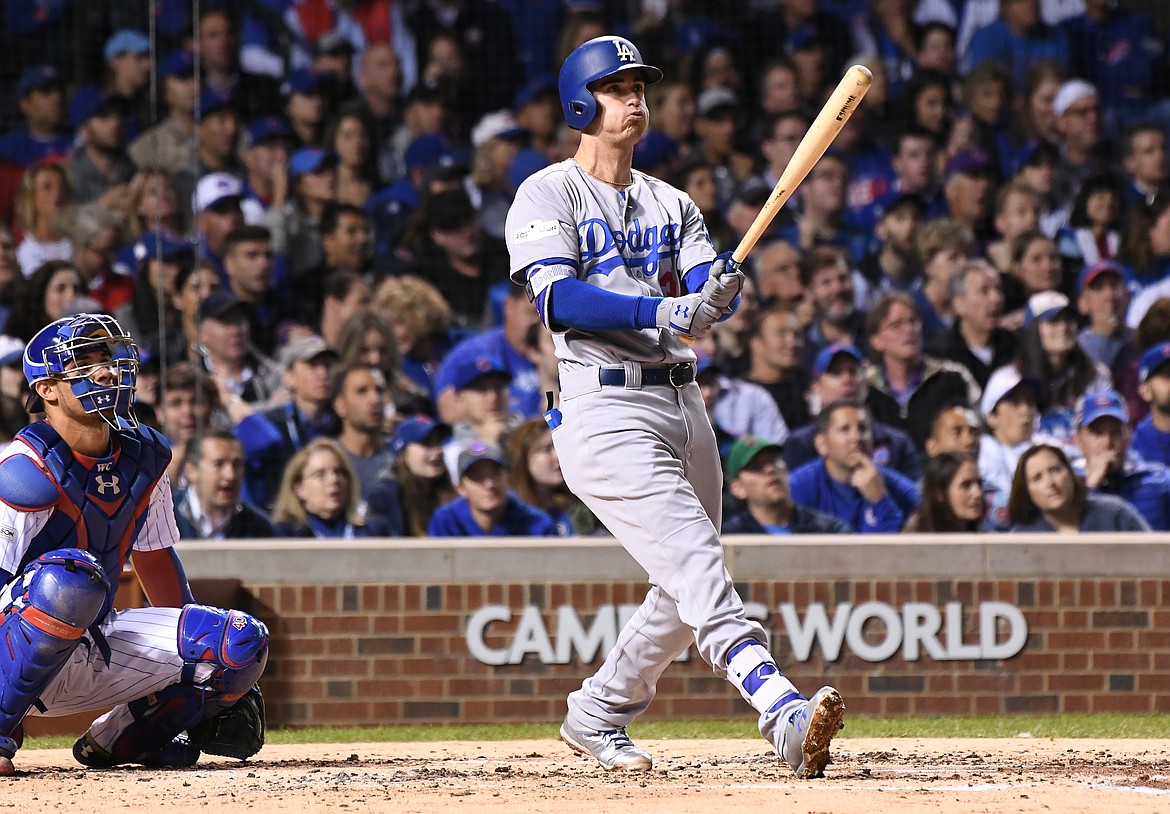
[24, 313, 140, 430]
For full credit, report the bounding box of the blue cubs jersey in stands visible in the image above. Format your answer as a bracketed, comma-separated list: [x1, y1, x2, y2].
[0, 421, 176, 621]
[428, 494, 558, 537]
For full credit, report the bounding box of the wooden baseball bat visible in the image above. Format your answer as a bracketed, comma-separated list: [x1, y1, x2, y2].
[731, 64, 873, 267]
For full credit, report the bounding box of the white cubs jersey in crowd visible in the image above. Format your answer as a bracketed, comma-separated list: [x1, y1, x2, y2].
[506, 160, 716, 367]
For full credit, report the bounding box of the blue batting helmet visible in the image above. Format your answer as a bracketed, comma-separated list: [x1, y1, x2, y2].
[24, 313, 140, 429]
[558, 36, 663, 130]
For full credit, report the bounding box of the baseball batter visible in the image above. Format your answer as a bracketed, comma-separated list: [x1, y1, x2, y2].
[0, 314, 268, 774]
[505, 36, 845, 776]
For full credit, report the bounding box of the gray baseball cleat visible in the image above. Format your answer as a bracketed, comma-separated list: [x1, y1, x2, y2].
[779, 686, 845, 778]
[560, 720, 653, 771]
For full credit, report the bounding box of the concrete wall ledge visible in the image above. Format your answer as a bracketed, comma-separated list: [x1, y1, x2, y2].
[174, 533, 1170, 583]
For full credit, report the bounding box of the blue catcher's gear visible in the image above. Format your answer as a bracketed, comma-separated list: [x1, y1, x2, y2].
[0, 550, 109, 758]
[24, 313, 140, 430]
[559, 36, 663, 130]
[73, 605, 269, 767]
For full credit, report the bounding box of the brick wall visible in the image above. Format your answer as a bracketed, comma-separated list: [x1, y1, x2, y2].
[244, 575, 1170, 727]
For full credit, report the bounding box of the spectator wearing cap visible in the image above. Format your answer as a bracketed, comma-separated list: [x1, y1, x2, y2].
[365, 415, 455, 537]
[265, 147, 338, 278]
[428, 441, 557, 537]
[66, 92, 135, 207]
[962, 0, 1069, 89]
[685, 87, 740, 206]
[1076, 259, 1133, 371]
[61, 203, 133, 313]
[309, 30, 358, 99]
[856, 192, 926, 296]
[271, 437, 395, 538]
[330, 363, 395, 495]
[977, 365, 1042, 530]
[197, 7, 284, 121]
[241, 117, 295, 220]
[173, 428, 276, 541]
[926, 259, 1019, 390]
[863, 291, 981, 451]
[344, 45, 404, 153]
[1051, 79, 1118, 206]
[1071, 389, 1170, 530]
[396, 188, 509, 330]
[100, 29, 152, 108]
[441, 351, 519, 482]
[114, 233, 195, 363]
[1132, 342, 1170, 468]
[434, 283, 541, 422]
[1016, 289, 1111, 447]
[369, 130, 466, 259]
[222, 224, 291, 356]
[722, 436, 849, 535]
[282, 69, 330, 149]
[788, 400, 921, 534]
[380, 85, 450, 185]
[744, 304, 811, 432]
[1120, 123, 1166, 214]
[193, 290, 278, 406]
[128, 51, 198, 177]
[195, 172, 247, 279]
[174, 89, 244, 216]
[513, 77, 559, 158]
[940, 149, 995, 242]
[781, 343, 921, 482]
[468, 109, 529, 240]
[0, 65, 71, 168]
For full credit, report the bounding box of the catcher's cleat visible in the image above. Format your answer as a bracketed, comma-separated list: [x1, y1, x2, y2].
[560, 720, 653, 771]
[0, 756, 13, 776]
[73, 732, 200, 769]
[779, 685, 845, 778]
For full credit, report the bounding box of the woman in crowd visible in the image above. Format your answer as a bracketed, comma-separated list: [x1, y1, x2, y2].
[334, 308, 431, 418]
[1013, 60, 1065, 153]
[1015, 291, 1111, 446]
[0, 224, 25, 334]
[366, 416, 456, 537]
[114, 240, 193, 363]
[914, 451, 986, 532]
[14, 163, 72, 277]
[901, 68, 954, 153]
[325, 110, 378, 208]
[7, 260, 85, 341]
[173, 258, 222, 358]
[271, 438, 393, 538]
[506, 417, 600, 536]
[125, 167, 184, 241]
[1001, 231, 1065, 321]
[1057, 173, 1122, 269]
[374, 274, 455, 404]
[1008, 443, 1148, 532]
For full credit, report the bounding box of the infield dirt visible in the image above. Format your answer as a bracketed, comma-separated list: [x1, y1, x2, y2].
[4, 738, 1168, 813]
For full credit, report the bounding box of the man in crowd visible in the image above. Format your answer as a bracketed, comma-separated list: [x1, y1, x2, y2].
[0, 65, 72, 166]
[429, 441, 557, 537]
[222, 225, 286, 356]
[723, 436, 849, 535]
[926, 259, 1018, 389]
[173, 428, 275, 540]
[67, 93, 134, 207]
[331, 364, 393, 495]
[1133, 342, 1170, 467]
[128, 50, 198, 176]
[788, 400, 920, 533]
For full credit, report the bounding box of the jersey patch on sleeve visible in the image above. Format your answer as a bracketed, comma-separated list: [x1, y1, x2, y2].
[513, 219, 561, 243]
[0, 525, 13, 540]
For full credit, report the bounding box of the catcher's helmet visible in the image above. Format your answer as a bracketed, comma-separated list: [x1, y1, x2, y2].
[559, 36, 663, 130]
[24, 312, 141, 429]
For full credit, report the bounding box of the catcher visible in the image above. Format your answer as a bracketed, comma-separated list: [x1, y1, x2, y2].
[0, 313, 267, 774]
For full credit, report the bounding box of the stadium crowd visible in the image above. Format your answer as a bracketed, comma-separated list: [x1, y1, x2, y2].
[1, 0, 1169, 539]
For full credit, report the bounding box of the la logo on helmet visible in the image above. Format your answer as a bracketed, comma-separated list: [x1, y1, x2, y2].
[615, 41, 635, 62]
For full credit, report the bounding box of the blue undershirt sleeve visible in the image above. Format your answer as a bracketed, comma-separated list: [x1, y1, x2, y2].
[547, 277, 663, 331]
[683, 261, 713, 295]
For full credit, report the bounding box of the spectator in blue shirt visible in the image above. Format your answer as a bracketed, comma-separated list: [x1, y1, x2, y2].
[962, 0, 1070, 91]
[723, 436, 850, 535]
[1072, 389, 1170, 530]
[1133, 342, 1170, 467]
[0, 65, 72, 168]
[429, 441, 558, 537]
[789, 400, 921, 533]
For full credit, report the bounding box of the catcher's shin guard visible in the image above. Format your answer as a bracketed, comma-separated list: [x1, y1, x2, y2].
[0, 550, 109, 756]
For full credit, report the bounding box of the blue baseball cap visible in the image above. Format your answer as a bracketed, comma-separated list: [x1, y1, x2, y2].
[812, 343, 864, 379]
[199, 89, 236, 118]
[1076, 390, 1128, 428]
[391, 414, 452, 456]
[403, 133, 467, 173]
[513, 75, 556, 111]
[1139, 342, 1170, 383]
[281, 68, 325, 97]
[69, 88, 127, 130]
[1024, 290, 1075, 327]
[1076, 259, 1128, 296]
[946, 148, 993, 177]
[104, 29, 150, 61]
[133, 233, 193, 269]
[289, 148, 338, 179]
[160, 50, 196, 79]
[17, 65, 63, 97]
[449, 353, 511, 392]
[246, 117, 293, 146]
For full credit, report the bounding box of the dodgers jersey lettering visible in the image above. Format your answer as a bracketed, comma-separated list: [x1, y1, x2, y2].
[506, 160, 715, 366]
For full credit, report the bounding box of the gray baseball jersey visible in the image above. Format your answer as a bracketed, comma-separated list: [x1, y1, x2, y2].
[506, 160, 714, 366]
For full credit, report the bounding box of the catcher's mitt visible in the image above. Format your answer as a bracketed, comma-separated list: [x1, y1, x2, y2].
[188, 685, 265, 760]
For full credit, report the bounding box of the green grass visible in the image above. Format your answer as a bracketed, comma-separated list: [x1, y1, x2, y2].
[24, 714, 1170, 751]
